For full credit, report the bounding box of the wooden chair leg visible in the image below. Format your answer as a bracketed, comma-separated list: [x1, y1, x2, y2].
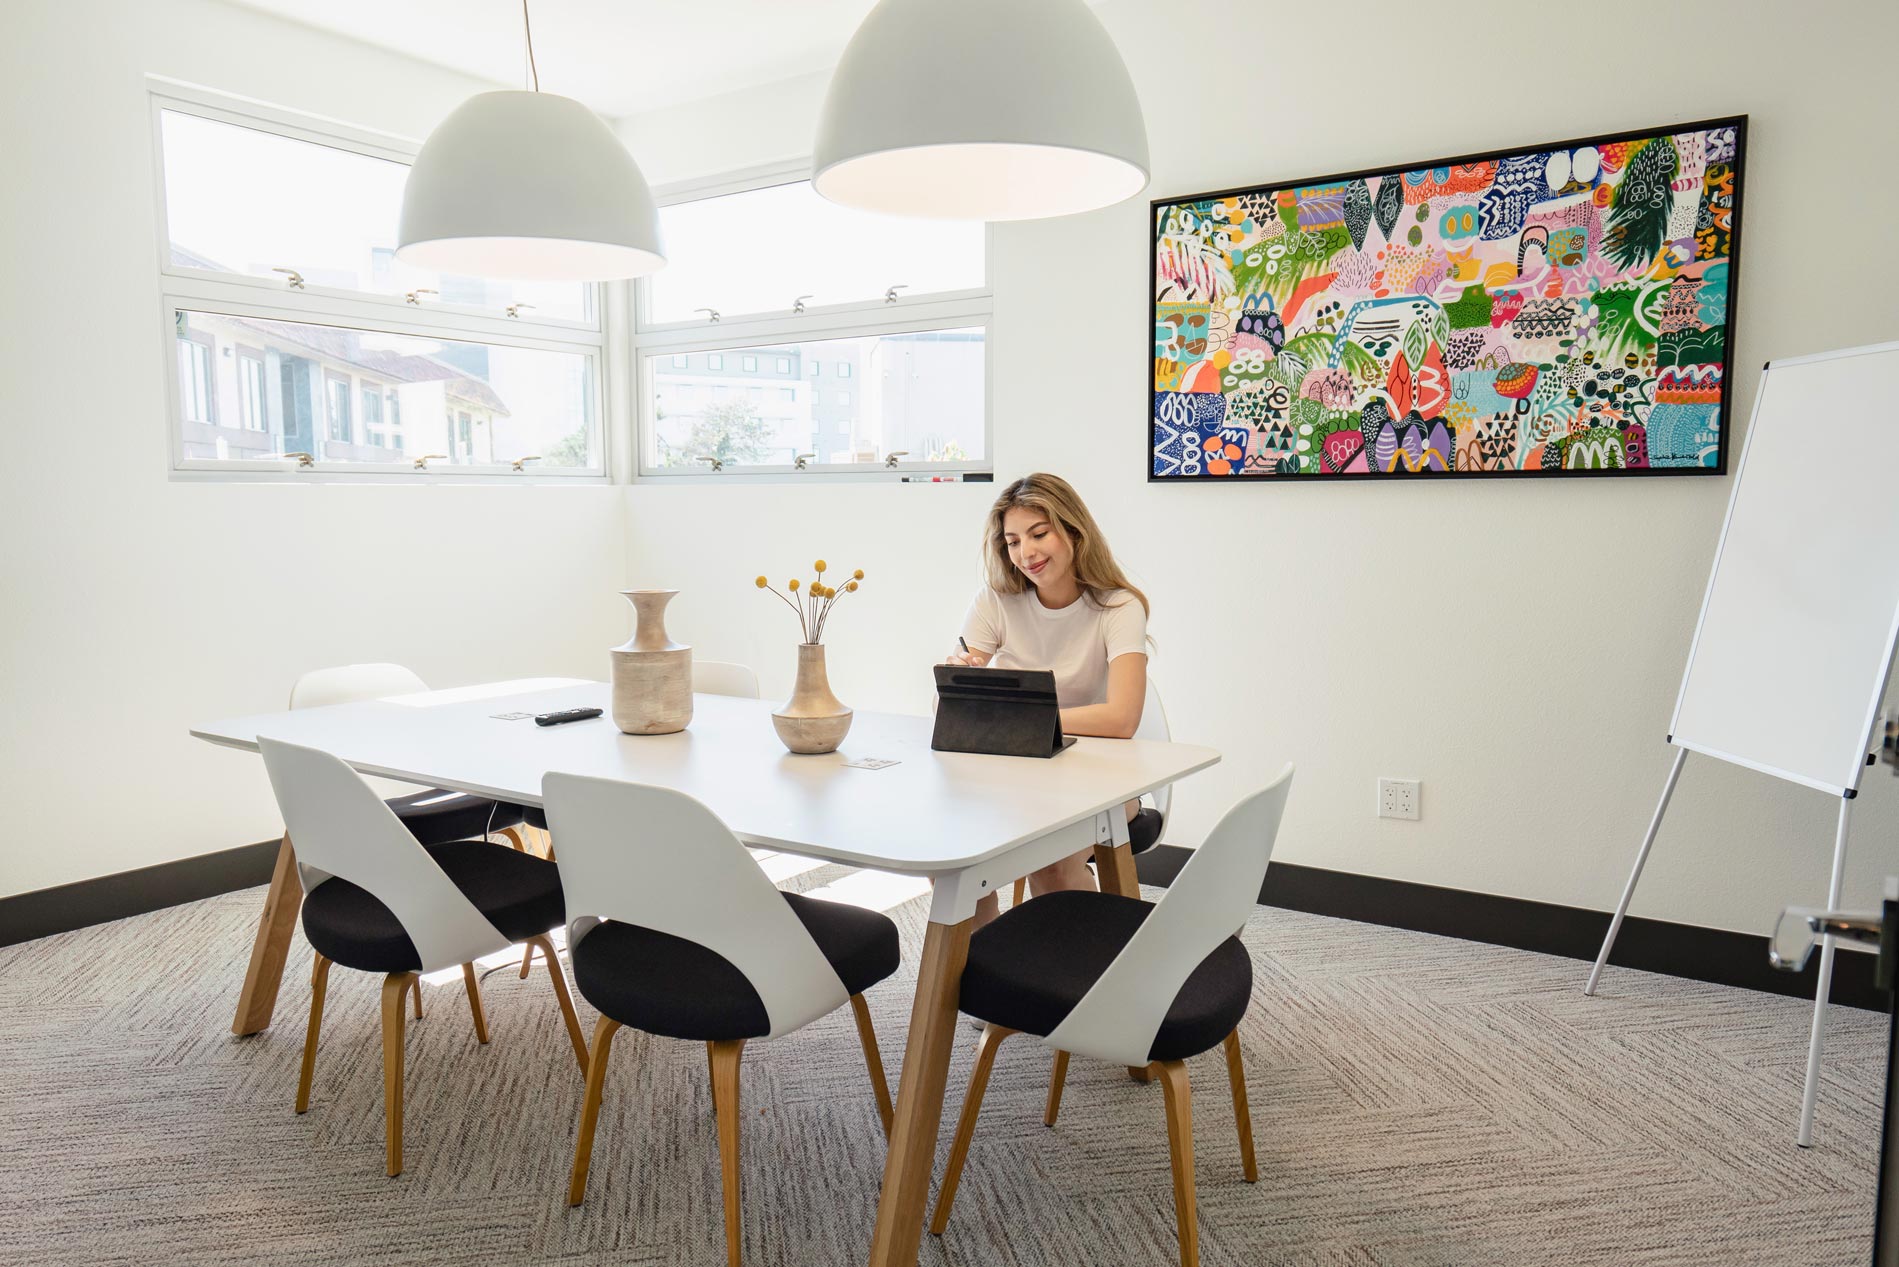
[496, 826, 527, 852]
[410, 977, 423, 1020]
[518, 942, 536, 980]
[568, 1017, 622, 1206]
[710, 1039, 747, 1267]
[1044, 1049, 1070, 1127]
[530, 933, 589, 1075]
[1010, 876, 1027, 908]
[462, 963, 489, 1044]
[849, 994, 896, 1139]
[1223, 1030, 1257, 1183]
[1156, 1060, 1199, 1267]
[296, 954, 331, 1113]
[381, 972, 416, 1177]
[929, 1023, 1015, 1237]
[707, 1042, 720, 1116]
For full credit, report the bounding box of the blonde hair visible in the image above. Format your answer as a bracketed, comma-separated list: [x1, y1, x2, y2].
[982, 473, 1149, 618]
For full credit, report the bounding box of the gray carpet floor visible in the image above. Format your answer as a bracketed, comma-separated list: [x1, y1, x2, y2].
[0, 861, 1884, 1266]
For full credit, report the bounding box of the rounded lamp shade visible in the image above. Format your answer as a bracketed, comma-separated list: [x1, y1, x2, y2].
[397, 91, 665, 281]
[813, 0, 1149, 221]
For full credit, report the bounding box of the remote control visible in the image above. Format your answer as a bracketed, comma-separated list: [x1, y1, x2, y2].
[534, 707, 603, 727]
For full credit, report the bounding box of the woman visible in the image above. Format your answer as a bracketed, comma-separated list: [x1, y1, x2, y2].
[945, 472, 1149, 927]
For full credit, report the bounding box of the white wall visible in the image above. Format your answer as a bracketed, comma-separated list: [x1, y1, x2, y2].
[617, 0, 1899, 936]
[0, 0, 627, 897]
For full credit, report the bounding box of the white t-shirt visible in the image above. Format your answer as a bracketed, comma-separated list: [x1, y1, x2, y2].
[961, 586, 1148, 709]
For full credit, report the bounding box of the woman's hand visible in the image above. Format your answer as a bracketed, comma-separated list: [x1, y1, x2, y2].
[944, 647, 992, 667]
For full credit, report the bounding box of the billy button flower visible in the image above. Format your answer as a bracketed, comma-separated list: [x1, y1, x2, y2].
[754, 560, 867, 645]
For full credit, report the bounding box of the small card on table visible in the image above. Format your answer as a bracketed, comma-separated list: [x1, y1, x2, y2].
[843, 756, 900, 770]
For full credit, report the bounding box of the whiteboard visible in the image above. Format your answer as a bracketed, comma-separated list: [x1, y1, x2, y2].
[1671, 343, 1899, 797]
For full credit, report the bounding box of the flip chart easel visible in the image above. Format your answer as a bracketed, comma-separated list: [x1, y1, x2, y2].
[1585, 342, 1899, 1147]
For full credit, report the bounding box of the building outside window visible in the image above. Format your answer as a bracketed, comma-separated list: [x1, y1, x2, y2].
[672, 353, 688, 368]
[176, 331, 215, 424]
[361, 383, 385, 447]
[235, 346, 266, 431]
[741, 355, 758, 372]
[775, 356, 792, 374]
[325, 373, 352, 444]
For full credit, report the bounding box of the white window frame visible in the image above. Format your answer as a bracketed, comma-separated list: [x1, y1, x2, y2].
[150, 78, 612, 484]
[631, 159, 993, 483]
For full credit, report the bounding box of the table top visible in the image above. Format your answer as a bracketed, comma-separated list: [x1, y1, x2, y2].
[192, 679, 1221, 875]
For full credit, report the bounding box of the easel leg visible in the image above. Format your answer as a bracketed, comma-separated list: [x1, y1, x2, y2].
[1585, 749, 1688, 996]
[1798, 796, 1855, 1148]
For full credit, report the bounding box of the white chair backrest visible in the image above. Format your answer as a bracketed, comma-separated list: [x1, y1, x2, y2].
[1133, 678, 1173, 826]
[1044, 764, 1294, 1067]
[694, 660, 760, 699]
[290, 663, 428, 711]
[259, 738, 513, 972]
[543, 772, 848, 1039]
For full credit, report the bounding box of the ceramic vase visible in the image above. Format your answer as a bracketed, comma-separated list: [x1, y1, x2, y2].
[610, 589, 692, 735]
[772, 642, 852, 754]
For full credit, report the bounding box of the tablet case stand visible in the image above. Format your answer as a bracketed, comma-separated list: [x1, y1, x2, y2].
[930, 665, 1076, 758]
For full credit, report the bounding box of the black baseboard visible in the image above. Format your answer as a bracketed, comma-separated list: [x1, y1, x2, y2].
[0, 840, 280, 949]
[1136, 845, 1885, 1012]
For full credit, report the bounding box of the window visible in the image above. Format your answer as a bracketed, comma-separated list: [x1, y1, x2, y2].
[326, 373, 353, 444]
[155, 83, 605, 478]
[672, 353, 689, 368]
[361, 384, 385, 447]
[176, 330, 215, 424]
[636, 170, 989, 476]
[170, 310, 597, 469]
[644, 328, 985, 471]
[236, 347, 266, 431]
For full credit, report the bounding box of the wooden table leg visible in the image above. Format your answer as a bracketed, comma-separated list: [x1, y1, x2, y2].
[232, 834, 303, 1037]
[867, 916, 972, 1267]
[1091, 841, 1154, 1083]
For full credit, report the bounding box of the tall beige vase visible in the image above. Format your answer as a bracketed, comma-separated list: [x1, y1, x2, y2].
[771, 642, 853, 754]
[610, 589, 692, 735]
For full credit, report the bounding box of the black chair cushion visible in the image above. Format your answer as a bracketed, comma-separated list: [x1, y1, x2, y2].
[958, 890, 1251, 1063]
[1129, 806, 1164, 855]
[387, 789, 527, 846]
[570, 892, 900, 1042]
[523, 805, 547, 832]
[301, 842, 564, 974]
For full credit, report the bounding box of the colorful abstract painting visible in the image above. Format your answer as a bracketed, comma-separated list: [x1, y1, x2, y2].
[1149, 119, 1745, 481]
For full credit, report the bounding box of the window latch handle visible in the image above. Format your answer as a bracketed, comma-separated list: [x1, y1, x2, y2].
[271, 267, 305, 290]
[696, 455, 724, 472]
[413, 453, 447, 470]
[695, 307, 722, 323]
[406, 288, 438, 305]
[793, 295, 813, 314]
[506, 302, 536, 318]
[885, 450, 910, 468]
[794, 453, 815, 470]
[276, 451, 314, 468]
[884, 284, 907, 304]
[511, 455, 541, 472]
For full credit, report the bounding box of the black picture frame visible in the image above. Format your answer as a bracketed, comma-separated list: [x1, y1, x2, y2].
[1147, 115, 1748, 485]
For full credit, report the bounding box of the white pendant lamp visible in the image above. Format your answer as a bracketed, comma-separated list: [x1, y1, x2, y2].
[813, 0, 1149, 221]
[397, 4, 664, 281]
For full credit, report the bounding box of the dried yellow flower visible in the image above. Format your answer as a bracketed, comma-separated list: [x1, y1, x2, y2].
[853, 569, 865, 580]
[754, 576, 767, 588]
[846, 580, 859, 591]
[814, 559, 828, 572]
[788, 578, 800, 591]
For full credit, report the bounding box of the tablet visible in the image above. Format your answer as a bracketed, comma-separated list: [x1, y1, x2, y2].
[930, 665, 1075, 758]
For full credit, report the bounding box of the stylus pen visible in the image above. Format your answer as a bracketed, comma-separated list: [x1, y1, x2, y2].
[959, 636, 971, 654]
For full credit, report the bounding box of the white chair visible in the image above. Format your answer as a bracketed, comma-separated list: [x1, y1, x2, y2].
[515, 659, 762, 977]
[931, 765, 1295, 1267]
[259, 737, 588, 1177]
[547, 772, 899, 1267]
[291, 663, 529, 855]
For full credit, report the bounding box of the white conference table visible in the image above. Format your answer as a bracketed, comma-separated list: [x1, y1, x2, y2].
[192, 677, 1219, 1267]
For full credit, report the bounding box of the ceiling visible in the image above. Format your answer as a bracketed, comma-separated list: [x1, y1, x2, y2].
[222, 0, 895, 118]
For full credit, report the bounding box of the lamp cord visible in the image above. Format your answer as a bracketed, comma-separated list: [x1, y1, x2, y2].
[522, 0, 540, 91]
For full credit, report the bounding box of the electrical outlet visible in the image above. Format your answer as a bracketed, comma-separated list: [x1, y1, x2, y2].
[1378, 777, 1420, 821]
